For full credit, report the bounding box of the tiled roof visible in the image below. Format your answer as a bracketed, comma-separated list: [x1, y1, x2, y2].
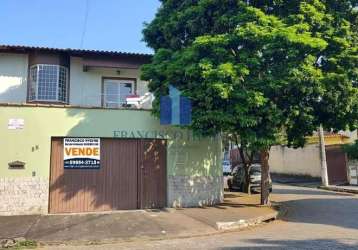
[0, 44, 152, 58]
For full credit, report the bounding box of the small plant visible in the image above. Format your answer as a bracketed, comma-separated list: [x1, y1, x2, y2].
[343, 140, 358, 160]
[13, 240, 37, 249]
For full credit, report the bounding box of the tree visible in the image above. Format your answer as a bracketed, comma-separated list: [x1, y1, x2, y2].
[343, 140, 358, 160]
[142, 0, 358, 205]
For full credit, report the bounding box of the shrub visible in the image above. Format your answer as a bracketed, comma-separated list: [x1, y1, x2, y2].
[343, 140, 358, 160]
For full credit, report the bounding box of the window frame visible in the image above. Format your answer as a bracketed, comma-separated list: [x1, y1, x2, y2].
[28, 64, 69, 104]
[101, 77, 137, 108]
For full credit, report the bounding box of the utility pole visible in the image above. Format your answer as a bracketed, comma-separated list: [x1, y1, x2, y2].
[319, 125, 329, 187]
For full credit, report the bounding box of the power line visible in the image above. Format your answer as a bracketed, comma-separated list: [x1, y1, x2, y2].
[80, 0, 90, 48]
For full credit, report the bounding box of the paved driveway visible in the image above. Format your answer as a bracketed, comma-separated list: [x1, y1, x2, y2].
[47, 184, 358, 249]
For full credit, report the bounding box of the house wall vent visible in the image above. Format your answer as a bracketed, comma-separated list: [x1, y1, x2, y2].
[8, 161, 26, 169]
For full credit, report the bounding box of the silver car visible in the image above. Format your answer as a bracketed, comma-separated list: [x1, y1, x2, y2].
[227, 164, 272, 193]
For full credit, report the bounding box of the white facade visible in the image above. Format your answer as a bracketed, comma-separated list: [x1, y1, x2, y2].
[0, 53, 150, 107]
[69, 57, 149, 107]
[0, 53, 28, 103]
[269, 144, 322, 177]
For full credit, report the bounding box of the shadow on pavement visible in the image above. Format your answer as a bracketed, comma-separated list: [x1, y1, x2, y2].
[271, 173, 321, 184]
[269, 184, 358, 231]
[220, 238, 358, 249]
[278, 197, 358, 230]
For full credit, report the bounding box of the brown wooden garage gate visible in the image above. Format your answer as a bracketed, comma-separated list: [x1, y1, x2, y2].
[326, 145, 348, 185]
[49, 138, 167, 214]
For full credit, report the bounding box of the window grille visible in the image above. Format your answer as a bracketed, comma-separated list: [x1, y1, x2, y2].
[29, 64, 68, 102]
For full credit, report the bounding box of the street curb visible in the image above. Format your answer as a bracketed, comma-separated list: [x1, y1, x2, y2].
[216, 205, 284, 231]
[318, 186, 358, 195]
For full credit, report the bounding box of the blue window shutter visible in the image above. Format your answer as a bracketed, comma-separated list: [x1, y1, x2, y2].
[180, 96, 192, 125]
[160, 96, 172, 125]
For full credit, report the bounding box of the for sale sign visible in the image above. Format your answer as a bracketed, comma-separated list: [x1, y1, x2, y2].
[64, 138, 100, 169]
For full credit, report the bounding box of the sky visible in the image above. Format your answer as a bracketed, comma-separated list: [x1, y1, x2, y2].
[0, 0, 161, 54]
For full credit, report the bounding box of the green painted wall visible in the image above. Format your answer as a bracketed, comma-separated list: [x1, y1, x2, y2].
[0, 106, 222, 178]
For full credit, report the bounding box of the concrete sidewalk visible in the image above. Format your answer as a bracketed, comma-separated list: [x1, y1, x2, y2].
[0, 193, 279, 246]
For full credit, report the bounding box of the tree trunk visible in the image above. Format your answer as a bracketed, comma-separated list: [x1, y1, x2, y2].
[243, 164, 251, 195]
[238, 146, 251, 195]
[260, 149, 270, 206]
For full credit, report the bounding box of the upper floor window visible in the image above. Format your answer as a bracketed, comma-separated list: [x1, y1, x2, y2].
[103, 78, 135, 108]
[29, 64, 68, 103]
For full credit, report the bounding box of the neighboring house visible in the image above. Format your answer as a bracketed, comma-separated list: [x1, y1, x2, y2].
[230, 132, 356, 185]
[0, 45, 223, 215]
[270, 132, 356, 184]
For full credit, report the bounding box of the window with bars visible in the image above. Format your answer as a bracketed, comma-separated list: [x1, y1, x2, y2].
[29, 64, 68, 102]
